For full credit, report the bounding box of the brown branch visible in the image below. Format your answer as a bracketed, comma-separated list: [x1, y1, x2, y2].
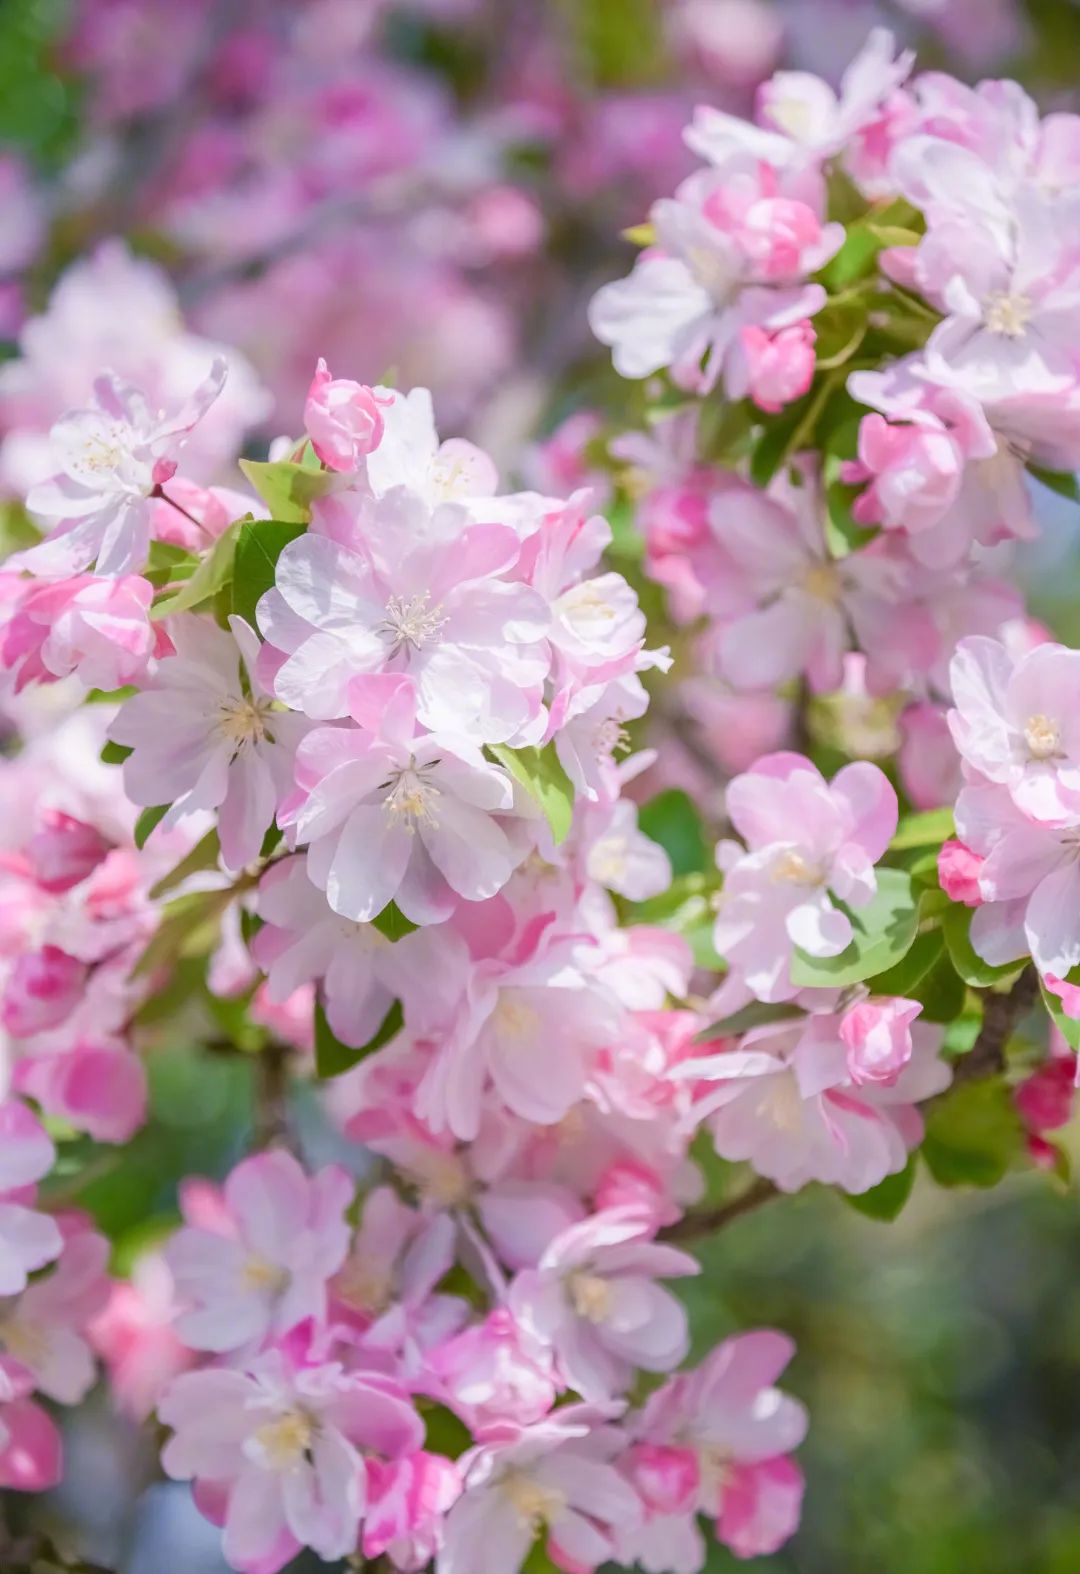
[951, 965, 1039, 1087]
[660, 1176, 779, 1243]
[251, 1039, 292, 1151]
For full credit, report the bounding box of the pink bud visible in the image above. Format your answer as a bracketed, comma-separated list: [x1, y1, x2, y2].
[938, 839, 984, 906]
[1, 946, 87, 1037]
[304, 358, 390, 471]
[739, 321, 816, 414]
[24, 811, 111, 894]
[1014, 1055, 1075, 1134]
[851, 415, 963, 534]
[624, 1442, 700, 1515]
[839, 997, 922, 1086]
[14, 1044, 147, 1143]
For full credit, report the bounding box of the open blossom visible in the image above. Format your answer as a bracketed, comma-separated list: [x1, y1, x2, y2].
[0, 573, 163, 692]
[621, 1330, 808, 1568]
[0, 1226, 110, 1406]
[160, 1344, 423, 1573]
[438, 1406, 642, 1574]
[426, 1308, 557, 1434]
[734, 319, 816, 412]
[108, 614, 306, 870]
[839, 996, 922, 1086]
[948, 635, 1080, 825]
[258, 488, 549, 740]
[678, 1011, 951, 1193]
[753, 28, 913, 158]
[0, 1101, 62, 1297]
[18, 360, 226, 576]
[304, 357, 390, 470]
[509, 1209, 698, 1401]
[712, 753, 898, 1003]
[363, 1451, 463, 1570]
[252, 855, 397, 1047]
[281, 675, 529, 927]
[588, 159, 840, 394]
[165, 1151, 353, 1353]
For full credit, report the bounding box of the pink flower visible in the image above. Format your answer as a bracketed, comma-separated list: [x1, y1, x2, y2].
[623, 1331, 807, 1563]
[363, 1451, 463, 1569]
[252, 856, 397, 1048]
[679, 1012, 950, 1193]
[899, 703, 961, 810]
[0, 1227, 110, 1405]
[165, 1151, 354, 1353]
[427, 1308, 557, 1434]
[23, 811, 111, 894]
[304, 357, 390, 470]
[437, 1406, 642, 1574]
[735, 320, 816, 412]
[0, 1101, 62, 1298]
[0, 1383, 62, 1493]
[160, 1344, 423, 1572]
[0, 573, 163, 692]
[18, 360, 227, 576]
[1014, 1052, 1075, 1135]
[1, 945, 87, 1037]
[14, 1043, 147, 1143]
[258, 492, 549, 740]
[754, 29, 913, 157]
[108, 615, 307, 871]
[938, 839, 984, 906]
[509, 1209, 698, 1401]
[712, 753, 897, 1003]
[839, 997, 922, 1086]
[845, 414, 964, 536]
[949, 636, 1080, 825]
[281, 675, 529, 927]
[89, 1251, 194, 1420]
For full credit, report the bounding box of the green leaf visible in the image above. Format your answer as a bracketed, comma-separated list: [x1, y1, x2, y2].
[866, 928, 944, 998]
[695, 1001, 803, 1042]
[941, 903, 1024, 988]
[818, 198, 922, 290]
[134, 805, 168, 849]
[238, 457, 335, 524]
[844, 1154, 917, 1220]
[813, 299, 868, 370]
[149, 828, 222, 900]
[824, 475, 877, 558]
[100, 740, 132, 766]
[520, 1541, 561, 1574]
[151, 520, 240, 619]
[890, 806, 955, 850]
[789, 868, 919, 989]
[749, 390, 815, 488]
[1028, 463, 1080, 504]
[314, 996, 404, 1078]
[231, 517, 307, 629]
[922, 1079, 1025, 1188]
[371, 901, 419, 941]
[911, 948, 967, 1025]
[145, 540, 198, 588]
[488, 742, 574, 845]
[637, 789, 708, 878]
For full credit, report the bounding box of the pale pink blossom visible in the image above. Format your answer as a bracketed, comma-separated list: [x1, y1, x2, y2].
[363, 1451, 463, 1569]
[14, 1042, 147, 1143]
[437, 1406, 642, 1574]
[23, 811, 111, 894]
[0, 1227, 110, 1405]
[1, 944, 87, 1037]
[509, 1210, 698, 1401]
[426, 1308, 557, 1434]
[949, 635, 1080, 825]
[160, 1344, 423, 1573]
[282, 675, 529, 927]
[258, 492, 549, 740]
[18, 361, 227, 576]
[304, 358, 390, 471]
[165, 1151, 353, 1353]
[108, 615, 306, 871]
[0, 573, 163, 692]
[252, 855, 396, 1048]
[0, 1101, 62, 1297]
[899, 703, 961, 810]
[755, 28, 914, 157]
[839, 997, 922, 1086]
[734, 320, 816, 412]
[621, 1330, 807, 1565]
[89, 1250, 195, 1420]
[679, 1012, 950, 1193]
[712, 753, 898, 1003]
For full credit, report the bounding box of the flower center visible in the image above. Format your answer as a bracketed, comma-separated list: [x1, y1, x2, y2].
[985, 291, 1033, 338]
[217, 696, 273, 748]
[0, 1318, 48, 1366]
[241, 1255, 289, 1296]
[767, 1072, 805, 1132]
[335, 1258, 395, 1315]
[379, 592, 447, 657]
[770, 849, 822, 885]
[252, 1410, 315, 1470]
[494, 993, 541, 1041]
[1024, 713, 1061, 760]
[593, 716, 631, 759]
[568, 1271, 612, 1323]
[802, 562, 842, 603]
[502, 1472, 567, 1531]
[381, 760, 441, 831]
[696, 1443, 734, 1495]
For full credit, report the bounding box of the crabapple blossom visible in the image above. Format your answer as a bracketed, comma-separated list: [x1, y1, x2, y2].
[19, 360, 227, 576]
[165, 1150, 353, 1353]
[0, 1100, 62, 1297]
[712, 752, 898, 1004]
[303, 358, 390, 471]
[508, 1209, 698, 1401]
[0, 572, 163, 692]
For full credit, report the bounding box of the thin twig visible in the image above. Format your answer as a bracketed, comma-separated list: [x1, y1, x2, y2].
[251, 1039, 292, 1150]
[951, 966, 1038, 1087]
[660, 1176, 779, 1243]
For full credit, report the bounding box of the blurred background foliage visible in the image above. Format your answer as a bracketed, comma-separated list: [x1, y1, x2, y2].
[5, 1, 1080, 1571]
